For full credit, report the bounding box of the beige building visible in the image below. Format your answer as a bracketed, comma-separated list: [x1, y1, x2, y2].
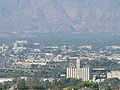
[107, 71, 120, 79]
[66, 67, 77, 79]
[80, 67, 91, 81]
[66, 59, 92, 81]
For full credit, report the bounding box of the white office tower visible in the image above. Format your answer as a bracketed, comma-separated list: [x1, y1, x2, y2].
[66, 59, 91, 81]
[66, 67, 77, 78]
[80, 67, 91, 81]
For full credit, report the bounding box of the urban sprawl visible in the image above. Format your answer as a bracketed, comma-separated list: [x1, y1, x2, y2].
[0, 40, 120, 89]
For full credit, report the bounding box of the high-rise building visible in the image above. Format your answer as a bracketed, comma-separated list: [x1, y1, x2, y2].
[66, 67, 77, 79]
[66, 59, 92, 81]
[80, 67, 91, 81]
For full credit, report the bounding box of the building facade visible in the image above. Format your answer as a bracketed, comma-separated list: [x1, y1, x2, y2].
[107, 71, 120, 79]
[66, 67, 77, 79]
[66, 59, 92, 81]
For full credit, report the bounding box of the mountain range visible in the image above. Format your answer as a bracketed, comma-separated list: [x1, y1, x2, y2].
[0, 0, 120, 33]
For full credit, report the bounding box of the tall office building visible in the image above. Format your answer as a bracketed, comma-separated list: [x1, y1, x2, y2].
[80, 67, 91, 81]
[66, 59, 92, 81]
[66, 67, 77, 79]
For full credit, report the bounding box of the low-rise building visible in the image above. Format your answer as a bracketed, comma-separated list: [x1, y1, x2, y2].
[0, 78, 13, 83]
[107, 71, 120, 79]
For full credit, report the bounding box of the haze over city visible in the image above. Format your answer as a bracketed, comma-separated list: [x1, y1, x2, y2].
[0, 0, 120, 33]
[0, 0, 120, 90]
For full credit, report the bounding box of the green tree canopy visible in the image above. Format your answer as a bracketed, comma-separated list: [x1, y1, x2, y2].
[52, 79, 63, 90]
[60, 78, 82, 88]
[77, 81, 99, 89]
[99, 78, 120, 90]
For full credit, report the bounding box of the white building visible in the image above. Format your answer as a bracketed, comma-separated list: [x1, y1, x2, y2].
[13, 41, 27, 53]
[107, 71, 120, 79]
[66, 59, 92, 81]
[80, 67, 91, 81]
[66, 67, 77, 79]
[0, 78, 13, 83]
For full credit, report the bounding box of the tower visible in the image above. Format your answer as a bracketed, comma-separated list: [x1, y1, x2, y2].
[76, 59, 80, 79]
[76, 59, 80, 69]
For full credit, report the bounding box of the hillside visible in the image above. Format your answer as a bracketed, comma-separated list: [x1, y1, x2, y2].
[0, 0, 120, 33]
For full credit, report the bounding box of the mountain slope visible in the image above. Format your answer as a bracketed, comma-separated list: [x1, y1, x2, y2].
[0, 0, 120, 33]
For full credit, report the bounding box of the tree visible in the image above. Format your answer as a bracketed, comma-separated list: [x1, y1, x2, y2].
[77, 81, 99, 89]
[18, 85, 29, 90]
[52, 79, 63, 90]
[3, 81, 12, 89]
[0, 83, 3, 89]
[16, 79, 29, 90]
[29, 84, 45, 89]
[66, 86, 77, 90]
[60, 78, 82, 88]
[26, 78, 40, 85]
[105, 85, 112, 90]
[99, 78, 120, 90]
[40, 80, 52, 89]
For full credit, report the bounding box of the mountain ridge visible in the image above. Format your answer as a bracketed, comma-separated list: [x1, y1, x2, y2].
[0, 0, 120, 33]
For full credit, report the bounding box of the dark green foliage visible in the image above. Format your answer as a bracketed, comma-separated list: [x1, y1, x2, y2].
[52, 79, 63, 90]
[77, 81, 99, 89]
[3, 81, 12, 89]
[81, 59, 120, 71]
[34, 61, 69, 78]
[29, 84, 45, 89]
[0, 83, 3, 90]
[40, 80, 52, 88]
[104, 85, 112, 90]
[17, 79, 29, 90]
[99, 78, 120, 90]
[18, 85, 29, 90]
[60, 78, 82, 88]
[1, 78, 120, 90]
